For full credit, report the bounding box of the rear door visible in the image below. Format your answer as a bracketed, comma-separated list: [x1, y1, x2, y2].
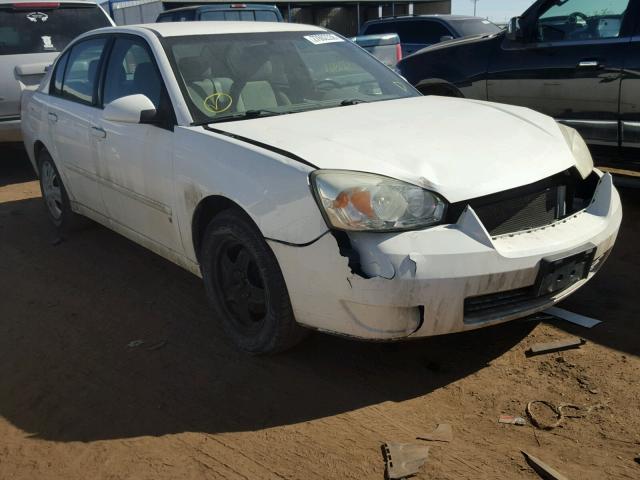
[488, 0, 634, 146]
[94, 35, 182, 252]
[0, 2, 111, 121]
[46, 36, 110, 214]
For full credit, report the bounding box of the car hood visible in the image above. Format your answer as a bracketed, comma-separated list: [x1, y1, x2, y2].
[211, 96, 578, 203]
[406, 31, 502, 58]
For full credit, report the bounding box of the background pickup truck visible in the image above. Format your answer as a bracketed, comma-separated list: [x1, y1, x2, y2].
[156, 3, 283, 23]
[397, 0, 640, 165]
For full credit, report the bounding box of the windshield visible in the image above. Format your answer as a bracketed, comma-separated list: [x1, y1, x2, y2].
[0, 4, 111, 55]
[163, 31, 419, 124]
[449, 19, 501, 37]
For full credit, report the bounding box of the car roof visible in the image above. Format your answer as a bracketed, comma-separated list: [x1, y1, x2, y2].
[366, 14, 483, 23]
[160, 3, 279, 13]
[106, 21, 325, 37]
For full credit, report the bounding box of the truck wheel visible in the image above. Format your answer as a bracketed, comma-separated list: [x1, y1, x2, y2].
[200, 210, 309, 354]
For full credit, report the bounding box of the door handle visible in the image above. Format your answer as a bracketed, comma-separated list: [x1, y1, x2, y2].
[47, 112, 57, 123]
[90, 126, 106, 139]
[578, 60, 600, 68]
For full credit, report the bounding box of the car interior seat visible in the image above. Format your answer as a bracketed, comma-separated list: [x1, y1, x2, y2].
[67, 58, 99, 101]
[179, 56, 217, 115]
[236, 60, 280, 112]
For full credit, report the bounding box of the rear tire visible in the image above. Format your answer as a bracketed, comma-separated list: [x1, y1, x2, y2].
[37, 150, 86, 233]
[200, 210, 309, 354]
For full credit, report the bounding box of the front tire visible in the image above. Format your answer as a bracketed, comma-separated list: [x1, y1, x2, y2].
[200, 210, 309, 354]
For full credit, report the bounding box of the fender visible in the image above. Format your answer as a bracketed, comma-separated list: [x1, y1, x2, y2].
[172, 126, 329, 263]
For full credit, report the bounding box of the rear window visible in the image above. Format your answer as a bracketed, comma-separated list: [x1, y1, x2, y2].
[157, 10, 193, 21]
[199, 9, 278, 21]
[255, 10, 278, 21]
[448, 19, 501, 37]
[0, 4, 110, 55]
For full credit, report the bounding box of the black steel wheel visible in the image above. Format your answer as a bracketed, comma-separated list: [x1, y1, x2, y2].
[215, 238, 267, 334]
[201, 209, 309, 354]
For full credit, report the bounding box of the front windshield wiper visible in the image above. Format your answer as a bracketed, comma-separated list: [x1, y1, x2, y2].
[206, 109, 285, 124]
[340, 99, 368, 106]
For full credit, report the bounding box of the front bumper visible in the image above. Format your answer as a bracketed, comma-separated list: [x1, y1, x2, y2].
[269, 173, 621, 340]
[0, 117, 22, 143]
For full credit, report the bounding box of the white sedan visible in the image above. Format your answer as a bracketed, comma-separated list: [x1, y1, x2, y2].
[22, 22, 622, 353]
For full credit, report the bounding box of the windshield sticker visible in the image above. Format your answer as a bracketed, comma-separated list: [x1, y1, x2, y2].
[304, 34, 344, 45]
[41, 36, 54, 50]
[204, 92, 233, 114]
[26, 12, 49, 22]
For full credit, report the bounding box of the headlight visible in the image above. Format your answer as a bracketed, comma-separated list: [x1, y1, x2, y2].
[311, 170, 447, 231]
[559, 124, 593, 179]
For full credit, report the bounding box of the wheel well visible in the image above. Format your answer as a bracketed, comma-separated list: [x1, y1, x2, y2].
[33, 140, 47, 161]
[416, 80, 464, 98]
[191, 195, 254, 260]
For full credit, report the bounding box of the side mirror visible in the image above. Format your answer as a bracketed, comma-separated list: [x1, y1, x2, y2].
[506, 16, 524, 41]
[439, 35, 454, 43]
[103, 94, 157, 124]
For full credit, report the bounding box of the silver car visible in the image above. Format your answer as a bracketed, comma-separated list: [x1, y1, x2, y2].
[0, 0, 113, 143]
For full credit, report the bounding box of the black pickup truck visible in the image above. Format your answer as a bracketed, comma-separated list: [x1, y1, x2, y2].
[397, 0, 640, 161]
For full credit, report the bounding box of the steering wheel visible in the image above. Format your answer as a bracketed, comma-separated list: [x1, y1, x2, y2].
[567, 11, 588, 25]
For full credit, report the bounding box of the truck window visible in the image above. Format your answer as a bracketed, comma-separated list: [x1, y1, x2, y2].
[538, 0, 630, 42]
[0, 4, 111, 55]
[395, 20, 453, 44]
[255, 10, 278, 22]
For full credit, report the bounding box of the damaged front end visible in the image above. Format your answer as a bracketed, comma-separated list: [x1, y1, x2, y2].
[267, 171, 621, 341]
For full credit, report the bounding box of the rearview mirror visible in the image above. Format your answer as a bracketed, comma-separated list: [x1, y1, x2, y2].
[506, 16, 523, 41]
[103, 94, 157, 124]
[439, 35, 454, 43]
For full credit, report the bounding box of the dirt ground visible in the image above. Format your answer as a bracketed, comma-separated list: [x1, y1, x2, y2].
[1, 145, 639, 480]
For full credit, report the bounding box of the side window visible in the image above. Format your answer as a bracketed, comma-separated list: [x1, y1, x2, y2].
[103, 37, 163, 109]
[538, 0, 630, 42]
[61, 37, 108, 105]
[397, 20, 453, 44]
[50, 51, 69, 96]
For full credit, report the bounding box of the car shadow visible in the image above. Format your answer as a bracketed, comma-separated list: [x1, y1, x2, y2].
[0, 194, 536, 442]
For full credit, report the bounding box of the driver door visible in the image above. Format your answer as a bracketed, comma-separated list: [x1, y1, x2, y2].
[487, 0, 633, 146]
[94, 35, 182, 253]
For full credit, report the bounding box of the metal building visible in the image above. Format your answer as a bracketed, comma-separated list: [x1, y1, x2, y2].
[160, 0, 452, 36]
